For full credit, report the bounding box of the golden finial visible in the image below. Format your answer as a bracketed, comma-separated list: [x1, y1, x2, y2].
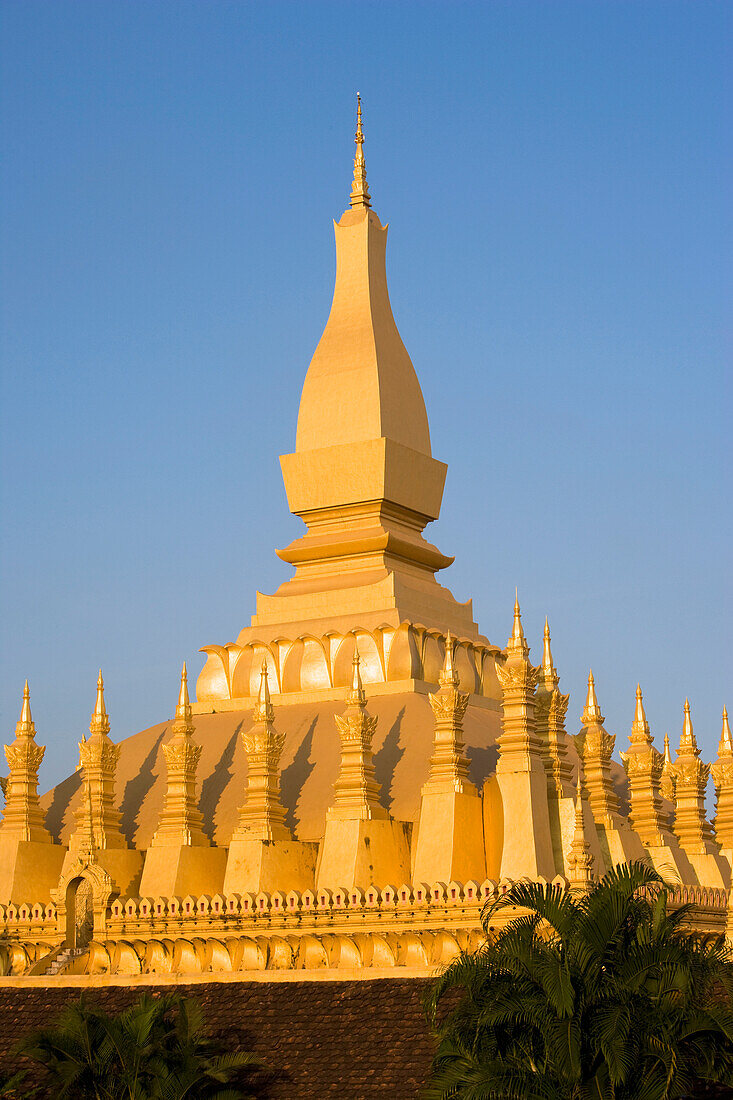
[540, 617, 558, 689]
[175, 662, 192, 722]
[439, 631, 460, 688]
[254, 659, 275, 725]
[720, 706, 732, 752]
[15, 679, 36, 738]
[680, 698, 697, 750]
[506, 591, 529, 658]
[347, 645, 367, 707]
[581, 670, 604, 726]
[349, 93, 371, 210]
[663, 732, 673, 765]
[630, 684, 650, 741]
[89, 670, 110, 736]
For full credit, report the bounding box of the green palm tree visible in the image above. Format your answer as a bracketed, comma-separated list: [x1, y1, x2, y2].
[424, 862, 733, 1099]
[16, 991, 262, 1099]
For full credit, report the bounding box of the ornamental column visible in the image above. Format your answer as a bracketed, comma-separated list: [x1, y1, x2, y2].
[485, 597, 555, 880]
[224, 663, 317, 894]
[0, 682, 66, 903]
[61, 672, 142, 898]
[535, 624, 602, 877]
[140, 665, 226, 898]
[566, 773, 594, 891]
[671, 700, 728, 888]
[711, 707, 733, 867]
[660, 733, 676, 829]
[412, 634, 485, 884]
[575, 672, 645, 868]
[620, 686, 692, 883]
[316, 650, 410, 891]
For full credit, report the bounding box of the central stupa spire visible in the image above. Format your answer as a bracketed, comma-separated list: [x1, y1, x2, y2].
[197, 102, 485, 708]
[350, 94, 371, 210]
[257, 99, 479, 637]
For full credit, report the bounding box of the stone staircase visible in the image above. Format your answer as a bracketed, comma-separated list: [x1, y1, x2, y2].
[43, 946, 87, 976]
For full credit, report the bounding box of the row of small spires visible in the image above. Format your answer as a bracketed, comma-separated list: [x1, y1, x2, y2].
[8, 598, 732, 769]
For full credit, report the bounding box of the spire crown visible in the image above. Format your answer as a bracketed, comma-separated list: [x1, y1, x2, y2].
[349, 93, 371, 210]
[720, 706, 732, 754]
[679, 698, 698, 752]
[439, 632, 460, 688]
[175, 663, 192, 723]
[581, 670, 604, 726]
[15, 680, 36, 738]
[254, 661, 275, 725]
[539, 617, 558, 689]
[663, 732, 673, 765]
[630, 684, 651, 742]
[347, 647, 368, 707]
[506, 592, 529, 659]
[89, 670, 110, 736]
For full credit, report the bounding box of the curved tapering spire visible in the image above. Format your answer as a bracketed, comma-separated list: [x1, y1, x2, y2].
[539, 617, 558, 690]
[16, 680, 35, 737]
[630, 684, 651, 742]
[253, 660, 275, 725]
[350, 93, 371, 210]
[663, 732, 673, 765]
[347, 646, 368, 707]
[89, 670, 110, 736]
[581, 670, 604, 725]
[506, 592, 529, 659]
[720, 706, 732, 753]
[175, 662, 192, 722]
[680, 698, 697, 750]
[439, 631, 460, 688]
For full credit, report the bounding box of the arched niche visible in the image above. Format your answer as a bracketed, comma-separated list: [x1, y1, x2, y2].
[333, 632, 382, 689]
[299, 637, 331, 691]
[386, 624, 419, 682]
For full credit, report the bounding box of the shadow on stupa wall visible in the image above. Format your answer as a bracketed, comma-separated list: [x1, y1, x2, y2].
[120, 728, 166, 843]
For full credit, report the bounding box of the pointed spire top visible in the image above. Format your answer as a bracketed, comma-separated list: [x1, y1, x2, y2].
[539, 617, 558, 689]
[663, 731, 673, 765]
[506, 591, 529, 658]
[581, 669, 604, 726]
[349, 93, 371, 210]
[630, 684, 651, 743]
[439, 631, 460, 688]
[680, 698, 697, 751]
[15, 679, 36, 738]
[175, 662, 192, 722]
[95, 671, 106, 715]
[89, 670, 110, 736]
[720, 706, 732, 754]
[253, 659, 275, 724]
[347, 645, 368, 707]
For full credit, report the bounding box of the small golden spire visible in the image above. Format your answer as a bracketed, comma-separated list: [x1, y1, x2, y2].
[539, 617, 558, 689]
[349, 93, 371, 210]
[89, 670, 110, 736]
[439, 631, 460, 688]
[680, 698, 697, 750]
[581, 670, 604, 725]
[16, 679, 35, 737]
[253, 660, 275, 725]
[720, 706, 732, 752]
[175, 662, 191, 722]
[347, 646, 368, 707]
[631, 684, 650, 741]
[663, 732, 673, 765]
[506, 591, 529, 658]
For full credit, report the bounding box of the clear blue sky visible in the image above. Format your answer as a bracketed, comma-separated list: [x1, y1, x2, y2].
[1, 1, 730, 798]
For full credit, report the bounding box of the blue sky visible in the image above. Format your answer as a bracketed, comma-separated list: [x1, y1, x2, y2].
[1, 1, 730, 797]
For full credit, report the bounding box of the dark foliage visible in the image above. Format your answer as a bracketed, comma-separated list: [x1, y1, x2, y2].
[424, 863, 733, 1099]
[14, 990, 264, 1099]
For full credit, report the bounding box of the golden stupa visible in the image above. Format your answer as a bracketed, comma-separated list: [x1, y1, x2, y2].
[0, 100, 730, 981]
